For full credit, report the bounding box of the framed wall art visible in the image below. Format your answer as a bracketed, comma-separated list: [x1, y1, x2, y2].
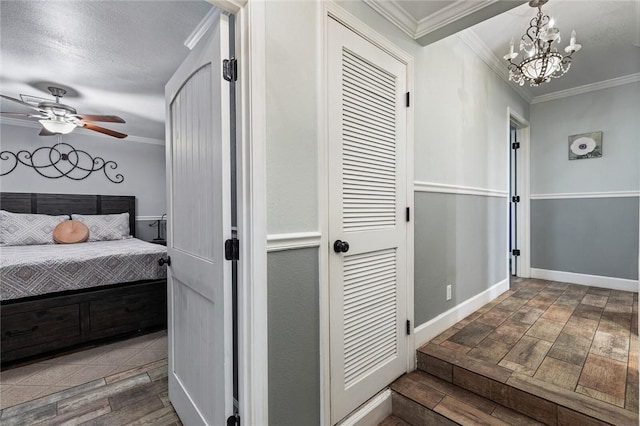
[568, 131, 602, 160]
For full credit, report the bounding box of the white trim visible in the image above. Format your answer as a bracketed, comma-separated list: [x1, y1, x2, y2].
[319, 3, 330, 425]
[266, 232, 322, 252]
[184, 7, 222, 50]
[362, 0, 416, 40]
[414, 181, 508, 198]
[509, 110, 531, 279]
[531, 191, 640, 200]
[135, 215, 164, 221]
[336, 388, 392, 426]
[531, 73, 640, 104]
[0, 116, 165, 146]
[362, 0, 502, 47]
[531, 269, 638, 293]
[415, 0, 500, 39]
[414, 278, 509, 349]
[230, 0, 268, 425]
[457, 30, 532, 103]
[326, 3, 413, 64]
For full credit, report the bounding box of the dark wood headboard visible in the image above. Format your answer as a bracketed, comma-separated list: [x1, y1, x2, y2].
[0, 193, 136, 238]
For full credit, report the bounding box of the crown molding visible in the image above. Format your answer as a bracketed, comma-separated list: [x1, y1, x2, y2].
[0, 116, 165, 145]
[362, 0, 417, 39]
[364, 0, 506, 44]
[415, 0, 500, 39]
[531, 73, 640, 104]
[457, 30, 533, 103]
[184, 7, 222, 50]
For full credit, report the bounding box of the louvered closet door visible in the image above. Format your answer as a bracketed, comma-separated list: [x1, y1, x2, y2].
[328, 17, 407, 424]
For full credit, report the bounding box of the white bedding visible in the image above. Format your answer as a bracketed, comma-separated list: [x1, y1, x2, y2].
[0, 238, 167, 301]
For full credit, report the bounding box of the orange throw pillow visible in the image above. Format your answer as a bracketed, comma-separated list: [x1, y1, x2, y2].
[53, 220, 90, 244]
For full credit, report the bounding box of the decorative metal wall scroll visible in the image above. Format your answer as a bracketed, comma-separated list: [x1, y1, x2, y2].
[0, 141, 124, 183]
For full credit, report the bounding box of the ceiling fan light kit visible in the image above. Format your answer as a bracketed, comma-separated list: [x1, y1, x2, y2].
[1, 86, 128, 139]
[504, 0, 581, 87]
[39, 117, 76, 134]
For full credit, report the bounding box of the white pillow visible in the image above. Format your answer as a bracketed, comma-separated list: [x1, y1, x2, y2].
[71, 213, 131, 242]
[0, 210, 69, 246]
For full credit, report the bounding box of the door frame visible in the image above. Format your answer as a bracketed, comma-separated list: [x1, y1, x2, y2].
[507, 108, 531, 279]
[319, 3, 415, 424]
[201, 1, 268, 425]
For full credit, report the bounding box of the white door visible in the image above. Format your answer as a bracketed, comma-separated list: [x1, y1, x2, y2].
[165, 12, 232, 425]
[328, 18, 408, 424]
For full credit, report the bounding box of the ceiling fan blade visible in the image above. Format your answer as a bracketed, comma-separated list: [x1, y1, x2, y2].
[1, 112, 37, 118]
[39, 128, 57, 136]
[0, 95, 43, 112]
[74, 114, 126, 123]
[81, 122, 128, 139]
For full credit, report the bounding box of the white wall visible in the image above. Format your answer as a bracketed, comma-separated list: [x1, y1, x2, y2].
[265, 0, 319, 235]
[530, 83, 640, 194]
[0, 123, 166, 218]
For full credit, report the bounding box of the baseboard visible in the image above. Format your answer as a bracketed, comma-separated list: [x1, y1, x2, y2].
[336, 388, 392, 426]
[413, 278, 509, 350]
[530, 268, 638, 293]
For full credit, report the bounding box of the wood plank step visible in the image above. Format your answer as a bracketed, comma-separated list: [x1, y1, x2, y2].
[390, 371, 543, 426]
[417, 343, 637, 426]
[378, 414, 411, 426]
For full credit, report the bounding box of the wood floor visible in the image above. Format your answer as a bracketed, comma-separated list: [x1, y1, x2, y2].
[0, 331, 180, 425]
[414, 278, 638, 425]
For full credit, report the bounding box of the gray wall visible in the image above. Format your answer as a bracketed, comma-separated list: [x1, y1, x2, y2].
[530, 83, 640, 194]
[530, 83, 640, 279]
[268, 248, 320, 426]
[531, 198, 639, 280]
[0, 123, 166, 241]
[414, 192, 507, 325]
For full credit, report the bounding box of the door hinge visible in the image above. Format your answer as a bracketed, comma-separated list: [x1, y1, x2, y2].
[225, 238, 240, 261]
[406, 320, 411, 335]
[512, 195, 520, 203]
[512, 249, 521, 256]
[512, 142, 520, 150]
[405, 92, 410, 107]
[223, 58, 238, 82]
[226, 413, 240, 426]
[406, 207, 410, 222]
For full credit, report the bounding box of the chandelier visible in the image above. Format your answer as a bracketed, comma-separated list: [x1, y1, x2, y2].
[503, 0, 581, 86]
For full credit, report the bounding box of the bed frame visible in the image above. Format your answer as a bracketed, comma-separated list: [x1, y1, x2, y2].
[1, 192, 167, 367]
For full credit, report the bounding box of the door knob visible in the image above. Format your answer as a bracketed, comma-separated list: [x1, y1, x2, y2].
[333, 240, 350, 253]
[158, 256, 171, 267]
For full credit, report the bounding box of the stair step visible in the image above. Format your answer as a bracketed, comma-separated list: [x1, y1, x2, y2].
[416, 343, 637, 426]
[389, 370, 543, 426]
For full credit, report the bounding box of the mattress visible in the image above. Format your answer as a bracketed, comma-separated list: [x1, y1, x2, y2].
[0, 238, 167, 301]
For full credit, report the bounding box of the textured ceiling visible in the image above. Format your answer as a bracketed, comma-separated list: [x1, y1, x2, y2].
[0, 0, 213, 141]
[468, 0, 640, 97]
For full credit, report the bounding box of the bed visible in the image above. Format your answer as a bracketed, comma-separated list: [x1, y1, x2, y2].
[0, 192, 168, 366]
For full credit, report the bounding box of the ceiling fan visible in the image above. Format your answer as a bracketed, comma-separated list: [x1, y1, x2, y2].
[0, 86, 128, 139]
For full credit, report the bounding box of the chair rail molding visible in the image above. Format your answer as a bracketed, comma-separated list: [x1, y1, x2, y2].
[414, 181, 508, 198]
[266, 231, 322, 252]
